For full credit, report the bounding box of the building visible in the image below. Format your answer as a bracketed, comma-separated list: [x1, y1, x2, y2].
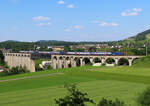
[52, 46, 64, 51]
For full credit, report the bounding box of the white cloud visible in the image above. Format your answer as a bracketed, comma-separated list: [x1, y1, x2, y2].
[74, 25, 84, 29]
[64, 25, 84, 32]
[111, 23, 119, 27]
[93, 20, 118, 27]
[35, 22, 51, 27]
[58, 0, 65, 5]
[144, 25, 150, 30]
[32, 16, 50, 21]
[99, 22, 118, 27]
[67, 4, 75, 8]
[133, 8, 142, 12]
[121, 8, 142, 16]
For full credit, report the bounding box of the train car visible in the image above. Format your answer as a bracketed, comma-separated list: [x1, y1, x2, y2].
[66, 52, 76, 55]
[112, 52, 123, 56]
[89, 52, 112, 56]
[28, 51, 124, 56]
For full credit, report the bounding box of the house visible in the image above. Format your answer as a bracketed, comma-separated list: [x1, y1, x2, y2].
[52, 46, 64, 51]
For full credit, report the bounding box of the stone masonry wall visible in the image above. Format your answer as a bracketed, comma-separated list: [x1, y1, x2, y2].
[4, 53, 35, 72]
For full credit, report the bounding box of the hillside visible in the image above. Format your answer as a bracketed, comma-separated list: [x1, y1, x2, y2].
[133, 55, 150, 68]
[127, 29, 150, 42]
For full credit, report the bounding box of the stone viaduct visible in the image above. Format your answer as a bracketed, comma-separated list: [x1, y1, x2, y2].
[4, 53, 35, 72]
[3, 52, 143, 72]
[51, 55, 142, 69]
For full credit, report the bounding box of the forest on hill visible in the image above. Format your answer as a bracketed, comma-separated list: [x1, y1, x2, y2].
[0, 29, 150, 54]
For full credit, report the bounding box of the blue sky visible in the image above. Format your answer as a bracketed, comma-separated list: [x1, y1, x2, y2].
[0, 0, 150, 42]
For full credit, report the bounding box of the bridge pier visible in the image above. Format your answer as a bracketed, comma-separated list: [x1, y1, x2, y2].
[115, 58, 119, 66]
[58, 60, 60, 68]
[90, 58, 94, 65]
[52, 59, 57, 69]
[101, 58, 105, 64]
[80, 58, 83, 66]
[129, 59, 133, 66]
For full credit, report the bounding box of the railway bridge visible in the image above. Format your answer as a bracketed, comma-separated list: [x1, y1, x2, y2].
[51, 55, 142, 69]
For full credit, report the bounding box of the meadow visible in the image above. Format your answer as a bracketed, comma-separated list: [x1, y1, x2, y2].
[0, 65, 150, 106]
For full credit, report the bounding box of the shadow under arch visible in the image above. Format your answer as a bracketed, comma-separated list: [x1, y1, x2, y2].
[53, 56, 57, 60]
[93, 57, 101, 63]
[65, 57, 72, 68]
[106, 58, 115, 64]
[83, 57, 92, 65]
[118, 58, 129, 66]
[59, 56, 63, 60]
[74, 57, 81, 67]
[132, 58, 140, 64]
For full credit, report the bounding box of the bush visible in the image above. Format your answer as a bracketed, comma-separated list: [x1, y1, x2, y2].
[55, 84, 95, 106]
[101, 63, 106, 66]
[35, 64, 43, 71]
[0, 66, 29, 76]
[0, 50, 5, 65]
[138, 88, 150, 106]
[97, 98, 125, 106]
[45, 64, 52, 70]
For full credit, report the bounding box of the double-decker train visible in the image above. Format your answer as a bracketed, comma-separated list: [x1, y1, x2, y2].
[20, 51, 124, 56]
[55, 52, 123, 56]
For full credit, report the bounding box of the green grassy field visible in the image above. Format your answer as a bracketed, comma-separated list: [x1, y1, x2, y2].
[0, 65, 150, 106]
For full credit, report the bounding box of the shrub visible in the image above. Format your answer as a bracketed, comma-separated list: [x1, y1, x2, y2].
[101, 63, 106, 66]
[45, 64, 52, 70]
[97, 98, 125, 106]
[55, 84, 95, 106]
[35, 64, 43, 71]
[138, 88, 150, 106]
[0, 50, 5, 65]
[0, 66, 29, 76]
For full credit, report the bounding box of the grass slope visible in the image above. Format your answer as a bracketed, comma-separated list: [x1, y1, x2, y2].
[0, 65, 150, 106]
[133, 55, 150, 68]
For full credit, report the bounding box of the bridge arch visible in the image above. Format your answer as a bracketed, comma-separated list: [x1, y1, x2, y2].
[74, 57, 81, 67]
[59, 56, 63, 60]
[93, 57, 101, 63]
[118, 58, 129, 66]
[83, 57, 91, 65]
[132, 58, 139, 64]
[65, 57, 70, 60]
[106, 58, 115, 64]
[53, 56, 57, 60]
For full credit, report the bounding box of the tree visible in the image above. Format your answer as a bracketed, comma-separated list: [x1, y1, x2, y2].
[138, 88, 150, 106]
[64, 46, 71, 52]
[88, 47, 97, 52]
[74, 48, 85, 52]
[55, 84, 94, 106]
[0, 50, 5, 65]
[97, 98, 125, 106]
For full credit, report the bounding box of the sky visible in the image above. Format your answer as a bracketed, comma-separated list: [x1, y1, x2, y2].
[0, 0, 150, 42]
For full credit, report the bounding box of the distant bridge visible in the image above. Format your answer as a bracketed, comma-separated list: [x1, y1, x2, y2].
[51, 55, 143, 69]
